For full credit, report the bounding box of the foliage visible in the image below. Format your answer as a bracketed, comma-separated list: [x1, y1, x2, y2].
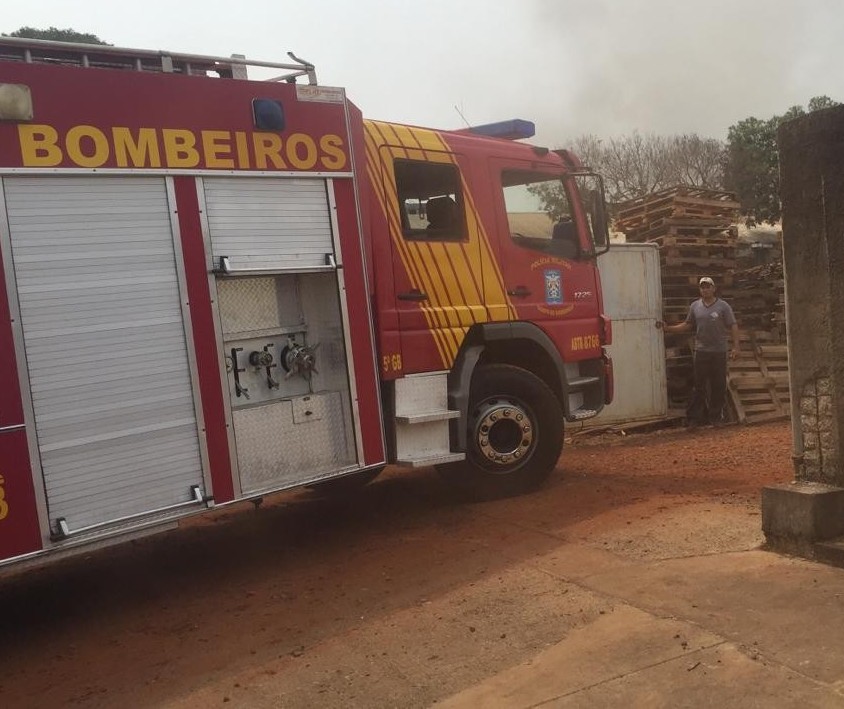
[668, 134, 726, 190]
[525, 180, 569, 222]
[529, 96, 842, 227]
[723, 117, 779, 225]
[584, 132, 674, 203]
[530, 131, 726, 218]
[808, 95, 838, 112]
[4, 27, 109, 45]
[724, 96, 840, 225]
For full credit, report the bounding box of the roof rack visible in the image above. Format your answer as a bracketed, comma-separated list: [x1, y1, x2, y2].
[0, 36, 318, 84]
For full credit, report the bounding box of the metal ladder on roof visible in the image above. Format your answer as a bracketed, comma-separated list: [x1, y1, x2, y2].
[0, 36, 318, 84]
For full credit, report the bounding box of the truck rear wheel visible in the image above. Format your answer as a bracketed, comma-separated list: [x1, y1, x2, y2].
[438, 364, 564, 498]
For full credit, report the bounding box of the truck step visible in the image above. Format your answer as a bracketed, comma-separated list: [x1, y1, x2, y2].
[395, 409, 460, 425]
[569, 408, 599, 421]
[395, 452, 465, 468]
[568, 376, 600, 390]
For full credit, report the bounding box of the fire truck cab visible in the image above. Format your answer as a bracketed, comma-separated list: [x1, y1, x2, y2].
[360, 118, 612, 493]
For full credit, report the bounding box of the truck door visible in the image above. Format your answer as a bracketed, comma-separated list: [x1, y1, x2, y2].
[378, 144, 487, 374]
[2, 175, 208, 538]
[487, 161, 602, 355]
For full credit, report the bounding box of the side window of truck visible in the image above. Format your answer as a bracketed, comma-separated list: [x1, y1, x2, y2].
[501, 170, 579, 259]
[393, 159, 466, 241]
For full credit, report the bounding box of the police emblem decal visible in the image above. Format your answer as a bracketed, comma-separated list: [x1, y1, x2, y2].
[544, 269, 563, 305]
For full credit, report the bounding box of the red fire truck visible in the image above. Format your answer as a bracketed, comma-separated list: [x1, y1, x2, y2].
[0, 38, 612, 569]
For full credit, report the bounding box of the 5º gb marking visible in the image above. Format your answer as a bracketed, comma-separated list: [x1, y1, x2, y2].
[0, 474, 8, 521]
[381, 353, 403, 374]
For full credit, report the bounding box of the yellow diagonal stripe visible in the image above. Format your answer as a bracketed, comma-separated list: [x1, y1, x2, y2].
[364, 123, 452, 365]
[364, 119, 518, 368]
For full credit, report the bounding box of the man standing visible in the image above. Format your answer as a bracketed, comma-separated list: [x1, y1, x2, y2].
[662, 276, 740, 427]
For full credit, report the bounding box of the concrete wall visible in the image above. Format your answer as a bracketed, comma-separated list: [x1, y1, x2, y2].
[778, 106, 844, 485]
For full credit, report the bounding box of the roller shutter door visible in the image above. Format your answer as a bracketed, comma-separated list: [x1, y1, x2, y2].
[4, 176, 204, 533]
[203, 177, 334, 270]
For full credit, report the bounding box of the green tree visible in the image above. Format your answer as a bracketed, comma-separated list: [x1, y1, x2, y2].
[4, 27, 109, 45]
[526, 180, 569, 222]
[808, 95, 838, 112]
[723, 116, 779, 225]
[725, 96, 840, 224]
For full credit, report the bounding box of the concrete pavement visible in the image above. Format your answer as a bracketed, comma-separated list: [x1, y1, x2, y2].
[440, 545, 844, 707]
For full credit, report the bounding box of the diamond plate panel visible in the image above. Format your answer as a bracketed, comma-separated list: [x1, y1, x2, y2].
[291, 394, 326, 423]
[233, 392, 354, 493]
[395, 372, 449, 416]
[217, 276, 302, 336]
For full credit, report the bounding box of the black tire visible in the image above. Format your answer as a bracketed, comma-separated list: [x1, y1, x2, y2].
[306, 467, 384, 495]
[437, 364, 564, 498]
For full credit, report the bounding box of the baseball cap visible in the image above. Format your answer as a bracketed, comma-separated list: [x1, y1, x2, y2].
[699, 277, 715, 287]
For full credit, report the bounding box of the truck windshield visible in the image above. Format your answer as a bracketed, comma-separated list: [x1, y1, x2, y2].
[502, 170, 603, 258]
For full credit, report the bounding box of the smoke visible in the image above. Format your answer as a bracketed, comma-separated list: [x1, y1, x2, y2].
[365, 0, 843, 152]
[521, 0, 841, 146]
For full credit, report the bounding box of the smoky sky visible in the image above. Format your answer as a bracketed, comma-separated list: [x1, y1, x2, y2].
[531, 1, 839, 142]
[443, 0, 843, 147]
[5, 0, 844, 149]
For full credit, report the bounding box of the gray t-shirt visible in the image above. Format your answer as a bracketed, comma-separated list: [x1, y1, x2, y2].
[685, 298, 736, 352]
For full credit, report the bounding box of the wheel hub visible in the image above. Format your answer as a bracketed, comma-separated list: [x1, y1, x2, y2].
[474, 400, 534, 468]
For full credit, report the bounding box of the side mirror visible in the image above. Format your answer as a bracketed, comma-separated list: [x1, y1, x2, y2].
[588, 189, 610, 254]
[572, 173, 610, 256]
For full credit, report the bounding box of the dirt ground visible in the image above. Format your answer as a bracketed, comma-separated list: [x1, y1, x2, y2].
[0, 421, 794, 708]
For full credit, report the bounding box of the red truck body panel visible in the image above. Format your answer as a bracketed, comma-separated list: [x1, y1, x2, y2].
[362, 120, 606, 376]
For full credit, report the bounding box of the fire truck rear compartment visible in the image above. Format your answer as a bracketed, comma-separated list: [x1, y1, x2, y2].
[215, 273, 356, 494]
[2, 173, 364, 543]
[204, 176, 360, 496]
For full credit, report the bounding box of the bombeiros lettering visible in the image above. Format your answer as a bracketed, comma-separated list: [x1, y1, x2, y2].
[17, 124, 348, 171]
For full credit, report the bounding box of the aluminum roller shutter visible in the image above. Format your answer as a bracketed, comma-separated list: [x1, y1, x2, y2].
[4, 176, 204, 532]
[203, 177, 334, 270]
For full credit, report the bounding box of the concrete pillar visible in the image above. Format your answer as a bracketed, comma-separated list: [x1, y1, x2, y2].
[763, 106, 844, 553]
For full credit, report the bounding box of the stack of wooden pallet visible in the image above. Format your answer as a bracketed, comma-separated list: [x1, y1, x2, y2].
[723, 260, 785, 339]
[720, 260, 788, 423]
[616, 186, 739, 244]
[728, 331, 790, 424]
[616, 186, 742, 407]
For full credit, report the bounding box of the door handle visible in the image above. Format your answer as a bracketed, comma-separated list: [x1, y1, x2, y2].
[398, 289, 429, 302]
[506, 286, 532, 297]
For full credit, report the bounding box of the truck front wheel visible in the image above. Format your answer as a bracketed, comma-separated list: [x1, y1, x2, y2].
[438, 364, 564, 498]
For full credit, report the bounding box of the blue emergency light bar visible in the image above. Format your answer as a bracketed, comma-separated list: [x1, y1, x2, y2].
[465, 119, 536, 140]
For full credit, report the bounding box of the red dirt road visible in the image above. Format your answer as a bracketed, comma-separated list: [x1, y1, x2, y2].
[0, 422, 793, 707]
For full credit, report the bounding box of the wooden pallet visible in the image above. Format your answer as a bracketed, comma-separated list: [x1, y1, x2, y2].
[625, 223, 737, 243]
[661, 273, 734, 288]
[617, 186, 741, 235]
[617, 186, 741, 222]
[727, 333, 790, 424]
[662, 245, 737, 260]
[647, 231, 737, 247]
[663, 306, 691, 320]
[665, 345, 691, 359]
[662, 296, 695, 308]
[662, 255, 737, 269]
